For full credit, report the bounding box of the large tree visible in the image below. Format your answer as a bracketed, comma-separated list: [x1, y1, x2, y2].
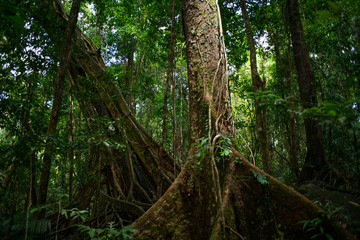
[30, 0, 178, 219]
[19, 0, 355, 239]
[131, 0, 351, 239]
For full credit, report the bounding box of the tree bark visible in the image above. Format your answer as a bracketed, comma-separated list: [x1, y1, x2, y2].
[125, 37, 136, 113]
[37, 0, 81, 218]
[132, 1, 352, 239]
[287, 0, 327, 182]
[239, 0, 271, 174]
[31, 0, 179, 207]
[172, 57, 177, 175]
[67, 93, 74, 202]
[179, 11, 184, 168]
[158, 0, 177, 198]
[134, 1, 233, 237]
[31, 1, 353, 239]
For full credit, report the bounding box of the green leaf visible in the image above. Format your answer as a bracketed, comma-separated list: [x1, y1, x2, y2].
[251, 170, 269, 185]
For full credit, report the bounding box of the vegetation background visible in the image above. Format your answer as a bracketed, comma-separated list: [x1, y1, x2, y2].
[0, 0, 359, 239]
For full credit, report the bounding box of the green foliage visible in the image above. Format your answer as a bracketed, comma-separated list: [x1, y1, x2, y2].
[219, 137, 232, 157]
[28, 218, 52, 235]
[251, 170, 269, 185]
[0, 0, 360, 237]
[61, 208, 89, 222]
[78, 222, 136, 240]
[194, 134, 232, 166]
[194, 137, 210, 159]
[194, 137, 210, 169]
[0, 1, 25, 31]
[300, 217, 333, 240]
[299, 203, 341, 240]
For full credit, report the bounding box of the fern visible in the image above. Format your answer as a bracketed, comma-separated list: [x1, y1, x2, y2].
[251, 170, 269, 185]
[77, 223, 136, 240]
[29, 218, 51, 235]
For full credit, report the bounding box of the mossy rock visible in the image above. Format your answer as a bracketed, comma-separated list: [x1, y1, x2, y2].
[298, 183, 360, 237]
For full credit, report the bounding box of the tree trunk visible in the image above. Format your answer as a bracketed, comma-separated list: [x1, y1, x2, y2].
[37, 0, 81, 218]
[134, 1, 233, 237]
[239, 0, 271, 174]
[31, 0, 179, 209]
[287, 0, 327, 183]
[179, 12, 184, 168]
[31, 1, 353, 239]
[172, 57, 177, 175]
[263, 5, 299, 176]
[158, 0, 177, 197]
[67, 93, 74, 202]
[125, 37, 136, 113]
[132, 1, 352, 239]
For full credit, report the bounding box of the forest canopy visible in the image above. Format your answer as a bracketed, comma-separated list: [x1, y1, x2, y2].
[0, 0, 360, 239]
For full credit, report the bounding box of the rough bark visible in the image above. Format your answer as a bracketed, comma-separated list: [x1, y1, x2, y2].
[133, 1, 233, 238]
[239, 0, 271, 174]
[37, 0, 81, 218]
[31, 0, 178, 207]
[67, 64, 157, 206]
[30, 1, 354, 239]
[158, 0, 177, 197]
[132, 1, 352, 239]
[287, 0, 327, 182]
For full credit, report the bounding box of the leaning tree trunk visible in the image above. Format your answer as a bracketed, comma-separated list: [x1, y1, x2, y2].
[132, 0, 352, 239]
[287, 0, 327, 183]
[28, 1, 180, 232]
[31, 0, 179, 207]
[30, 0, 353, 239]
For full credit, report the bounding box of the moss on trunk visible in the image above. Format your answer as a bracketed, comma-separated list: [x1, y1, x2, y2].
[133, 148, 354, 239]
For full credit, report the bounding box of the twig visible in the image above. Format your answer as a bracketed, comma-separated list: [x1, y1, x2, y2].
[235, 128, 256, 165]
[225, 226, 245, 240]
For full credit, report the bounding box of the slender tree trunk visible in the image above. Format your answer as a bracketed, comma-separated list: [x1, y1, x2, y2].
[172, 59, 177, 175]
[179, 14, 184, 168]
[158, 0, 177, 198]
[125, 37, 136, 113]
[145, 99, 152, 130]
[287, 0, 327, 182]
[263, 5, 299, 176]
[68, 93, 74, 202]
[239, 0, 271, 174]
[132, 51, 145, 114]
[37, 0, 81, 217]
